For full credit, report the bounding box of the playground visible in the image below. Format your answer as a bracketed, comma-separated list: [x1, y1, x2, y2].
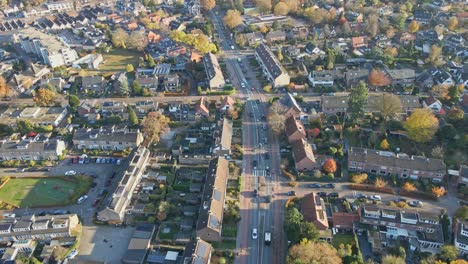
[0, 177, 79, 208]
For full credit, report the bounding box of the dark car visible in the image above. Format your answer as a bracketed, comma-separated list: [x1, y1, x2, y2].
[323, 183, 336, 189]
[308, 183, 321, 188]
[264, 153, 270, 160]
[92, 199, 101, 207]
[253, 189, 258, 197]
[287, 191, 296, 196]
[327, 192, 339, 198]
[394, 198, 407, 203]
[249, 112, 254, 117]
[252, 160, 258, 167]
[53, 210, 70, 215]
[91, 182, 97, 188]
[317, 192, 327, 198]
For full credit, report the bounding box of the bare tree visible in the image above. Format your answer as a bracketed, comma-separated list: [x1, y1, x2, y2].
[268, 101, 287, 135]
[127, 31, 149, 51]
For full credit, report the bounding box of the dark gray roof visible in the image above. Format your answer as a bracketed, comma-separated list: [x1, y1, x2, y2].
[255, 43, 286, 79]
[72, 126, 141, 144]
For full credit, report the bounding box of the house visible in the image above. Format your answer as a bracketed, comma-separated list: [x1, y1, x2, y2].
[351, 36, 368, 49]
[345, 11, 363, 23]
[0, 214, 79, 242]
[72, 53, 103, 69]
[255, 44, 290, 88]
[245, 32, 264, 46]
[219, 96, 235, 111]
[280, 93, 303, 118]
[427, 0, 451, 11]
[423, 95, 443, 112]
[8, 63, 50, 93]
[305, 43, 324, 55]
[285, 116, 306, 144]
[182, 238, 213, 264]
[163, 74, 181, 92]
[284, 45, 300, 57]
[77, 99, 96, 117]
[429, 68, 454, 86]
[265, 30, 286, 42]
[82, 76, 105, 94]
[291, 138, 316, 171]
[416, 71, 435, 89]
[98, 147, 150, 224]
[414, 11, 433, 24]
[385, 69, 416, 87]
[196, 157, 229, 241]
[72, 126, 144, 150]
[114, 72, 128, 96]
[185, 0, 200, 16]
[308, 70, 342, 87]
[454, 221, 468, 256]
[359, 205, 444, 253]
[378, 6, 393, 16]
[213, 118, 232, 157]
[0, 137, 66, 161]
[16, 28, 78, 67]
[203, 53, 225, 89]
[0, 107, 68, 128]
[122, 223, 156, 264]
[288, 26, 309, 39]
[100, 101, 127, 116]
[398, 32, 416, 44]
[194, 97, 209, 118]
[301, 193, 329, 230]
[348, 147, 446, 181]
[135, 75, 158, 92]
[346, 69, 369, 88]
[40, 77, 66, 92]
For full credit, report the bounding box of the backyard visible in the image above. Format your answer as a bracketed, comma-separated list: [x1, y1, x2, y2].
[0, 177, 87, 208]
[78, 48, 142, 76]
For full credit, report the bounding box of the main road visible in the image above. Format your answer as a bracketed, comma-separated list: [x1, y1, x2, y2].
[209, 9, 286, 264]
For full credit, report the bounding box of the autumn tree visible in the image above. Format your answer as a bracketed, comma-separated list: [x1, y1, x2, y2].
[287, 240, 342, 264]
[141, 112, 170, 144]
[402, 182, 417, 192]
[274, 2, 289, 15]
[447, 17, 459, 31]
[403, 108, 439, 143]
[380, 139, 390, 150]
[323, 158, 337, 174]
[200, 0, 216, 11]
[33, 88, 56, 106]
[0, 76, 11, 98]
[441, 245, 459, 262]
[447, 107, 464, 124]
[268, 101, 287, 135]
[368, 69, 391, 87]
[432, 186, 446, 198]
[224, 9, 243, 29]
[374, 93, 403, 121]
[426, 45, 442, 65]
[374, 178, 388, 188]
[408, 20, 420, 33]
[255, 0, 272, 14]
[350, 173, 368, 184]
[111, 28, 129, 48]
[284, 0, 298, 13]
[366, 14, 379, 37]
[431, 146, 445, 159]
[348, 81, 369, 118]
[382, 255, 405, 264]
[127, 31, 149, 51]
[384, 47, 398, 57]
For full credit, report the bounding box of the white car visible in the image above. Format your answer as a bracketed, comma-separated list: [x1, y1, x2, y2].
[67, 249, 79, 259]
[369, 195, 382, 201]
[241, 82, 246, 88]
[409, 200, 423, 207]
[65, 170, 77, 176]
[252, 228, 258, 240]
[77, 195, 88, 204]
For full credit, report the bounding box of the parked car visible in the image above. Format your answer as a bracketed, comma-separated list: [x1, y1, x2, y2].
[327, 192, 339, 198]
[252, 228, 258, 239]
[369, 195, 382, 201]
[264, 153, 269, 160]
[252, 160, 257, 168]
[393, 198, 407, 203]
[53, 209, 70, 215]
[408, 200, 423, 207]
[323, 183, 336, 189]
[253, 189, 258, 197]
[287, 191, 296, 196]
[92, 199, 100, 207]
[96, 158, 101, 164]
[308, 183, 321, 188]
[65, 170, 77, 176]
[317, 192, 327, 198]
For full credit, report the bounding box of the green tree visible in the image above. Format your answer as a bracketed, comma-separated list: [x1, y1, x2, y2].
[403, 108, 439, 143]
[438, 124, 457, 142]
[446, 107, 464, 124]
[0, 124, 13, 137]
[127, 106, 139, 126]
[68, 94, 80, 109]
[16, 120, 34, 134]
[33, 88, 57, 106]
[447, 85, 461, 105]
[148, 56, 156, 67]
[111, 28, 129, 48]
[441, 245, 459, 262]
[348, 81, 369, 118]
[454, 206, 468, 221]
[326, 48, 336, 70]
[132, 80, 142, 95]
[300, 222, 319, 241]
[285, 207, 303, 243]
[119, 78, 130, 96]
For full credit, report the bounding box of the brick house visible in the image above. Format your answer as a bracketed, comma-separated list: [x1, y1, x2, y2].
[301, 192, 329, 230]
[285, 116, 306, 144]
[291, 138, 317, 171]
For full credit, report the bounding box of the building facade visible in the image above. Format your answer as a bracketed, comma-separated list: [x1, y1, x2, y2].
[72, 126, 144, 151]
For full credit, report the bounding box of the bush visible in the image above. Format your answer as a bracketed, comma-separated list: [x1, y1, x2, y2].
[282, 168, 296, 181]
[399, 189, 438, 201]
[350, 173, 368, 184]
[349, 184, 394, 194]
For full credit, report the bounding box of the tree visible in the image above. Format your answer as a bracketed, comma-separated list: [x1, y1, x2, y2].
[380, 139, 390, 150]
[141, 112, 170, 144]
[16, 120, 34, 134]
[119, 78, 130, 96]
[374, 93, 403, 121]
[447, 107, 464, 124]
[427, 45, 442, 65]
[33, 88, 56, 106]
[337, 243, 353, 258]
[111, 28, 129, 48]
[326, 48, 336, 70]
[287, 240, 342, 264]
[432, 186, 446, 198]
[374, 178, 388, 188]
[441, 245, 459, 261]
[126, 64, 135, 73]
[68, 94, 80, 109]
[147, 56, 156, 67]
[384, 47, 398, 57]
[402, 182, 417, 192]
[284, 0, 298, 13]
[447, 85, 461, 105]
[439, 124, 457, 142]
[348, 82, 369, 118]
[255, 0, 272, 14]
[128, 106, 139, 126]
[403, 108, 439, 143]
[268, 101, 287, 135]
[323, 159, 337, 173]
[132, 80, 142, 95]
[350, 173, 368, 184]
[366, 14, 379, 37]
[431, 146, 445, 159]
[285, 207, 303, 243]
[0, 76, 11, 98]
[447, 17, 459, 31]
[368, 69, 391, 87]
[382, 255, 405, 264]
[127, 31, 148, 51]
[454, 206, 468, 221]
[300, 222, 319, 241]
[408, 20, 420, 33]
[274, 2, 289, 15]
[223, 10, 242, 29]
[200, 0, 215, 11]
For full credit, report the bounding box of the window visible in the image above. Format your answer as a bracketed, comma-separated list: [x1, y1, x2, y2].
[380, 170, 386, 175]
[371, 169, 377, 174]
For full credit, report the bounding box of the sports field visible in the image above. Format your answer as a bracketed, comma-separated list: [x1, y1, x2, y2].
[0, 178, 78, 208]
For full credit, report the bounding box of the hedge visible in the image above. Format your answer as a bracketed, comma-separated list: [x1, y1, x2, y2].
[349, 184, 394, 194]
[399, 189, 437, 201]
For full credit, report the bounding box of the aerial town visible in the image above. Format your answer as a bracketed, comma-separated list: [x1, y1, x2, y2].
[0, 0, 466, 263]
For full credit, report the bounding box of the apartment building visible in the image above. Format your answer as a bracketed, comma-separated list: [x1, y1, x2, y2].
[203, 53, 225, 89]
[0, 214, 79, 242]
[72, 126, 144, 151]
[255, 44, 290, 88]
[0, 107, 68, 128]
[349, 147, 446, 181]
[454, 221, 468, 256]
[98, 147, 150, 224]
[196, 157, 229, 241]
[0, 137, 66, 161]
[359, 205, 444, 253]
[212, 118, 233, 157]
[45, 1, 75, 12]
[16, 28, 78, 67]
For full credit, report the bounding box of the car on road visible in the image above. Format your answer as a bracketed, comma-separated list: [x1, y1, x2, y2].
[252, 228, 258, 240]
[408, 200, 423, 207]
[264, 153, 269, 160]
[67, 250, 79, 259]
[393, 198, 407, 203]
[252, 160, 257, 168]
[308, 183, 321, 188]
[327, 192, 339, 198]
[65, 170, 77, 176]
[317, 192, 327, 198]
[287, 191, 296, 196]
[77, 195, 88, 204]
[241, 82, 246, 88]
[369, 195, 382, 201]
[92, 198, 101, 207]
[52, 210, 70, 215]
[323, 183, 336, 188]
[356, 193, 367, 200]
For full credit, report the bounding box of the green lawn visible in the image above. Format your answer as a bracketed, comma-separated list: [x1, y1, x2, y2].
[0, 178, 78, 208]
[87, 48, 142, 75]
[332, 234, 355, 248]
[212, 240, 237, 250]
[222, 224, 237, 238]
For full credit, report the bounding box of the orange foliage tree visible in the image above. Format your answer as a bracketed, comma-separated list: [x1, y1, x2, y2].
[402, 182, 417, 192]
[323, 158, 337, 173]
[368, 69, 391, 87]
[431, 186, 446, 198]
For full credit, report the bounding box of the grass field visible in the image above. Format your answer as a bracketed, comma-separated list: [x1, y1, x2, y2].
[0, 178, 78, 208]
[99, 48, 142, 73]
[332, 234, 355, 248]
